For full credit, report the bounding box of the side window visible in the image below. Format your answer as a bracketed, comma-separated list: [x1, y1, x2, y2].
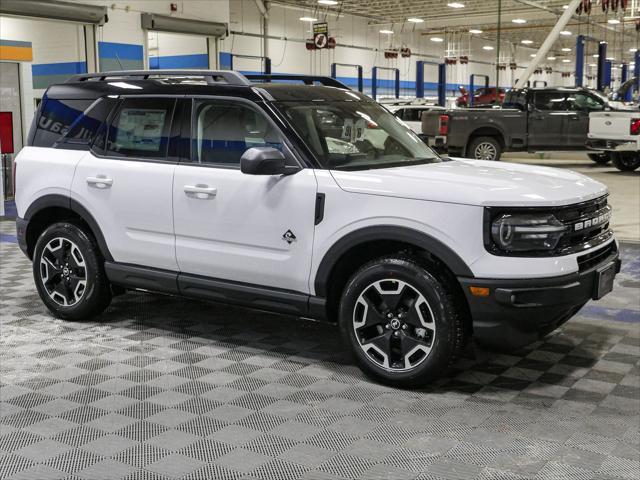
[58, 97, 119, 146]
[193, 100, 284, 167]
[404, 109, 421, 122]
[533, 92, 567, 111]
[566, 92, 604, 112]
[394, 109, 405, 120]
[32, 98, 93, 147]
[106, 98, 175, 159]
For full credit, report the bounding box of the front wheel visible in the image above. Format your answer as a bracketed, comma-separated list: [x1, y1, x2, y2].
[612, 152, 640, 171]
[467, 136, 502, 161]
[588, 152, 611, 165]
[339, 255, 465, 387]
[33, 222, 112, 320]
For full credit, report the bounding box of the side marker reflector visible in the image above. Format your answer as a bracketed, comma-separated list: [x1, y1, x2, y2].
[470, 286, 490, 297]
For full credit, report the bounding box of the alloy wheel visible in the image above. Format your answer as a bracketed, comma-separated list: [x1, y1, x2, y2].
[352, 279, 436, 372]
[474, 142, 497, 160]
[39, 237, 87, 306]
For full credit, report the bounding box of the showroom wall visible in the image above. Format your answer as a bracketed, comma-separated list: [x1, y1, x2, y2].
[219, 0, 569, 98]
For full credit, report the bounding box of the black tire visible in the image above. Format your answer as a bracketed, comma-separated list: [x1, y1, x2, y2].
[467, 136, 502, 161]
[588, 152, 611, 165]
[612, 152, 640, 171]
[33, 222, 112, 320]
[338, 254, 465, 387]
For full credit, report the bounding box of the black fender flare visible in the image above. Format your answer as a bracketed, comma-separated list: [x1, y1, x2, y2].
[465, 124, 508, 151]
[313, 225, 473, 297]
[23, 194, 113, 261]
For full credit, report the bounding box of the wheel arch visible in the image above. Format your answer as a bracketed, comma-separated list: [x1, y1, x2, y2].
[466, 126, 506, 149]
[23, 194, 113, 261]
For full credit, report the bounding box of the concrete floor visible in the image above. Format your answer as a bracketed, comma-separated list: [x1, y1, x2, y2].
[0, 157, 638, 480]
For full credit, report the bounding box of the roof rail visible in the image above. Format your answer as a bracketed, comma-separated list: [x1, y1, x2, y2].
[245, 74, 350, 90]
[66, 70, 251, 86]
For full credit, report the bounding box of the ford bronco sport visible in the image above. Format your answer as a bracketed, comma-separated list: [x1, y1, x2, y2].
[15, 70, 620, 387]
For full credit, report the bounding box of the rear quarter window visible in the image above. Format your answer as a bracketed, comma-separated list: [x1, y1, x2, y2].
[32, 98, 93, 147]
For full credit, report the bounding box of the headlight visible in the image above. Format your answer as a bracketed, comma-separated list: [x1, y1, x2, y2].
[491, 214, 568, 252]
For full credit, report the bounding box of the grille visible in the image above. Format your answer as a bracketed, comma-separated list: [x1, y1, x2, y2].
[577, 241, 617, 272]
[554, 195, 613, 255]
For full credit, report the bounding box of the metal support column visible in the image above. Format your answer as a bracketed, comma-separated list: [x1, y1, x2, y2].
[438, 63, 446, 107]
[515, 0, 581, 87]
[604, 60, 612, 89]
[371, 67, 400, 100]
[331, 63, 363, 92]
[597, 42, 607, 91]
[575, 34, 585, 87]
[635, 51, 640, 96]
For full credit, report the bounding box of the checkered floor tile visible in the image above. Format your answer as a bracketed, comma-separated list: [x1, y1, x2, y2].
[1, 220, 639, 480]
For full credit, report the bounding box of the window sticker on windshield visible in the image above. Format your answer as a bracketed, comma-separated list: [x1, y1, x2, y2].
[342, 118, 366, 142]
[115, 109, 166, 151]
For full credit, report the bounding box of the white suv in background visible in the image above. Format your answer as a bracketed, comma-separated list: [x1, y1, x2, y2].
[15, 70, 620, 387]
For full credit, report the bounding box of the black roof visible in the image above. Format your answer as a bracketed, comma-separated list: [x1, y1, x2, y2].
[46, 70, 371, 103]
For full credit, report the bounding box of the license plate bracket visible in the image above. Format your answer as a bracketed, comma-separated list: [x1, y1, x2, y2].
[594, 262, 616, 300]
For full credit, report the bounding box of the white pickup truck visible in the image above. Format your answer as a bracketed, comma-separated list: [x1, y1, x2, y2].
[587, 110, 640, 171]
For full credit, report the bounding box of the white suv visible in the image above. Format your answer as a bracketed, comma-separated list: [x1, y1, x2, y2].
[15, 70, 620, 387]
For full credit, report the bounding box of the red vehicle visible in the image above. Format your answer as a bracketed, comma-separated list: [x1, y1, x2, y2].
[456, 86, 505, 108]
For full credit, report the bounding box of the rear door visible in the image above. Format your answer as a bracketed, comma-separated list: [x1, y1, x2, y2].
[565, 91, 606, 148]
[528, 91, 568, 149]
[71, 96, 179, 271]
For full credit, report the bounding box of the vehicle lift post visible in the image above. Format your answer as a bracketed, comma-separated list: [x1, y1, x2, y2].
[635, 51, 640, 97]
[220, 53, 272, 74]
[621, 63, 632, 102]
[371, 67, 400, 100]
[597, 41, 607, 92]
[575, 34, 604, 88]
[469, 74, 489, 107]
[415, 61, 446, 107]
[331, 63, 363, 92]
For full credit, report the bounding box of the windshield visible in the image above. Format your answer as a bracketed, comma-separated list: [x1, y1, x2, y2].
[276, 101, 441, 171]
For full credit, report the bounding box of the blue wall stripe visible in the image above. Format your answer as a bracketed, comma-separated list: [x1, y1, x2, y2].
[32, 61, 87, 76]
[0, 39, 32, 48]
[150, 53, 208, 69]
[98, 41, 143, 60]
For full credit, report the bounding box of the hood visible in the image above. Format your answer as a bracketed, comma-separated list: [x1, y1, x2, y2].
[330, 159, 607, 207]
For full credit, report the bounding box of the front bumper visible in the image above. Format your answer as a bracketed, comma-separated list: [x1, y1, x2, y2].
[458, 244, 621, 349]
[586, 138, 639, 152]
[16, 217, 29, 257]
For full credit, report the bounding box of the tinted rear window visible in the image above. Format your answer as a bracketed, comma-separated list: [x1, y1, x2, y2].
[58, 97, 119, 146]
[32, 98, 93, 147]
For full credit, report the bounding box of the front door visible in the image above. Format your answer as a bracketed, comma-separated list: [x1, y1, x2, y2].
[565, 91, 606, 148]
[173, 98, 317, 293]
[528, 91, 568, 149]
[71, 96, 178, 271]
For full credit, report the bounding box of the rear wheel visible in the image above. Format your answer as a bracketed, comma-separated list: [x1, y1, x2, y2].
[588, 152, 611, 165]
[612, 152, 640, 171]
[33, 222, 112, 320]
[339, 255, 465, 387]
[467, 136, 502, 161]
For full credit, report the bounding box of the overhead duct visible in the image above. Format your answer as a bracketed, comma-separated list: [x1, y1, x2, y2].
[0, 0, 107, 25]
[141, 13, 228, 38]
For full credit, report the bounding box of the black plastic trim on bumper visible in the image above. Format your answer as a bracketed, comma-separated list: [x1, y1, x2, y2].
[458, 251, 621, 349]
[16, 217, 28, 257]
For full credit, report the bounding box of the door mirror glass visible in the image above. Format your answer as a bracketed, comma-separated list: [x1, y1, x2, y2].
[240, 147, 292, 175]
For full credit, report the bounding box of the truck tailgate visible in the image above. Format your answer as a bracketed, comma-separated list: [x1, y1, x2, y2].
[589, 112, 636, 140]
[422, 110, 443, 137]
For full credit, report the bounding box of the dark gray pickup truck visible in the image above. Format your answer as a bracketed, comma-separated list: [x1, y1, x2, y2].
[422, 87, 613, 161]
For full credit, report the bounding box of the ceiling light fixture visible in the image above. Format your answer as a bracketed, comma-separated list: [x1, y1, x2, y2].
[431, 37, 444, 42]
[512, 18, 527, 24]
[547, 56, 556, 60]
[483, 45, 494, 50]
[469, 29, 482, 34]
[521, 39, 533, 44]
[408, 17, 424, 23]
[562, 59, 570, 63]
[447, 2, 465, 8]
[317, 0, 338, 5]
[561, 47, 571, 52]
[379, 29, 394, 34]
[608, 18, 620, 24]
[530, 53, 536, 57]
[560, 30, 572, 36]
[299, 16, 318, 22]
[630, 48, 638, 52]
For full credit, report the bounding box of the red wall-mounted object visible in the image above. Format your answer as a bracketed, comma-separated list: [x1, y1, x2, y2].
[0, 112, 14, 154]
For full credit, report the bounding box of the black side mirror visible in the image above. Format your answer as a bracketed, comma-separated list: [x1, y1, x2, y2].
[240, 147, 296, 175]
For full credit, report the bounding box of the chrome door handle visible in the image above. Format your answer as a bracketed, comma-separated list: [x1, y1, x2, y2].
[86, 175, 113, 188]
[184, 184, 217, 199]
